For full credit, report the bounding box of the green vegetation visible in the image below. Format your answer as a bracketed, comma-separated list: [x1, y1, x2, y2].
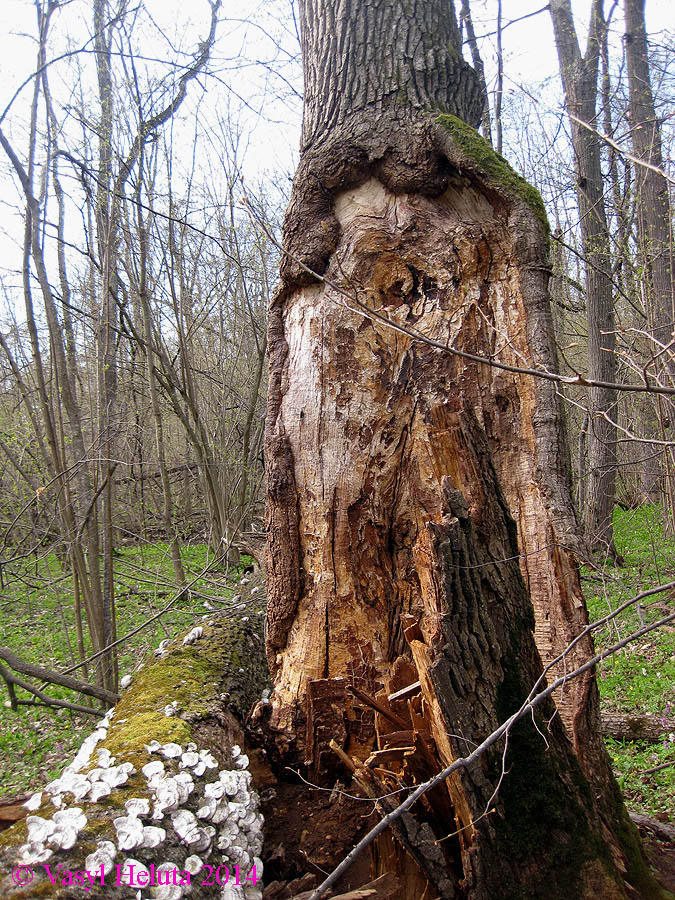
[0, 542, 249, 796]
[1, 504, 673, 833]
[584, 504, 675, 823]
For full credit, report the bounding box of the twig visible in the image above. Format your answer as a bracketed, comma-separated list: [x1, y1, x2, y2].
[243, 198, 675, 397]
[635, 759, 675, 777]
[0, 662, 100, 717]
[569, 114, 675, 185]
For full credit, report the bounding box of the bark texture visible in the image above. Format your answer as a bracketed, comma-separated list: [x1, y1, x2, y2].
[299, 0, 483, 151]
[264, 2, 666, 898]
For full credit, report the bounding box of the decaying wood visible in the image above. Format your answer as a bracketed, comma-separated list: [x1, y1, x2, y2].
[263, 8, 665, 896]
[601, 711, 675, 743]
[630, 814, 675, 845]
[265, 430, 302, 674]
[0, 797, 29, 834]
[262, 1, 667, 896]
[387, 683, 421, 704]
[0, 597, 271, 899]
[288, 873, 399, 900]
[265, 147, 661, 898]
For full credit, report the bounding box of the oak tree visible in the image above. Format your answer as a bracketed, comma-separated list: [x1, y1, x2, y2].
[263, 0, 665, 897]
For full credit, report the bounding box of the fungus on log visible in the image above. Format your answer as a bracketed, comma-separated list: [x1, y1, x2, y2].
[0, 604, 269, 900]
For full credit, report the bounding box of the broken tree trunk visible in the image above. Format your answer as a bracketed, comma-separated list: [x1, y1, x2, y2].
[264, 1, 666, 898]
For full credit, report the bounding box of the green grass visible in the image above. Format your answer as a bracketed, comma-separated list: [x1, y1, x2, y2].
[0, 541, 249, 797]
[584, 504, 675, 822]
[1, 506, 673, 827]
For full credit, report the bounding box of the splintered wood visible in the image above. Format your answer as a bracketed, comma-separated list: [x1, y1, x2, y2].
[327, 626, 466, 900]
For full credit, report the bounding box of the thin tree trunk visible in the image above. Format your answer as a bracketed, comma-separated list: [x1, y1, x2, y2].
[137, 200, 186, 588]
[550, 0, 619, 560]
[459, 0, 492, 142]
[624, 0, 675, 505]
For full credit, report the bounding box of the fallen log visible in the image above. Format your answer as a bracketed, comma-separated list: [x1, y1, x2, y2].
[0, 797, 29, 834]
[601, 712, 675, 743]
[0, 645, 120, 707]
[630, 814, 675, 845]
[0, 605, 270, 899]
[0, 581, 377, 900]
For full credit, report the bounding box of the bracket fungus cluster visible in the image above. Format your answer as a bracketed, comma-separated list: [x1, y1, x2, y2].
[2, 594, 269, 900]
[14, 710, 263, 899]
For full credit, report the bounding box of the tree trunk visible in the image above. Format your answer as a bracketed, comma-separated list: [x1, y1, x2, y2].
[264, 1, 663, 898]
[624, 0, 675, 504]
[550, 0, 619, 559]
[624, 0, 673, 354]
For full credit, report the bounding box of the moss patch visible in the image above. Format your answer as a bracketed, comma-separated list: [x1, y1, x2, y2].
[436, 113, 550, 237]
[101, 610, 268, 765]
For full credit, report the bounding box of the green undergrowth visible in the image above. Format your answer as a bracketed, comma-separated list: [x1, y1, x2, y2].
[0, 542, 254, 797]
[583, 504, 675, 822]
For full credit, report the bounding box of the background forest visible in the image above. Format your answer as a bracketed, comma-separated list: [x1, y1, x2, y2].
[0, 0, 673, 830]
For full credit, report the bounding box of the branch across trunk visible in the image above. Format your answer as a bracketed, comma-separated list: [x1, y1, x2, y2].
[264, 5, 666, 893]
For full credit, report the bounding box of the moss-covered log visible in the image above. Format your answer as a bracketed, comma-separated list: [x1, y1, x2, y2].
[0, 603, 270, 900]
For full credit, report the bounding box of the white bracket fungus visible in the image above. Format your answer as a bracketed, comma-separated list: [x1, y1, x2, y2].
[84, 840, 117, 876]
[182, 626, 203, 646]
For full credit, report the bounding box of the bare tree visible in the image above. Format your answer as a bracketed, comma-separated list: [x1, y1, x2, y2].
[550, 0, 620, 559]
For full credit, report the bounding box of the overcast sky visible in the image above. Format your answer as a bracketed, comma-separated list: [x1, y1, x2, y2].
[0, 0, 671, 298]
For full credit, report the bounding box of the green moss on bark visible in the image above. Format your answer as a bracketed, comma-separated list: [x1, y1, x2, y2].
[436, 113, 550, 237]
[102, 608, 268, 764]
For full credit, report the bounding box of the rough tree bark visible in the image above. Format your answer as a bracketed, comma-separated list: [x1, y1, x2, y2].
[264, 1, 665, 898]
[549, 0, 619, 558]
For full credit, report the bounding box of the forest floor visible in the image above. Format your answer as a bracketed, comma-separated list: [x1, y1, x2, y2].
[583, 504, 675, 823]
[0, 541, 247, 797]
[0, 507, 673, 825]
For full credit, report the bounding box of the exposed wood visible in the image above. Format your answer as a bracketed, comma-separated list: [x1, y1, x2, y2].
[264, 1, 663, 897]
[289, 873, 399, 900]
[387, 682, 421, 703]
[0, 797, 28, 834]
[365, 748, 416, 768]
[347, 686, 409, 732]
